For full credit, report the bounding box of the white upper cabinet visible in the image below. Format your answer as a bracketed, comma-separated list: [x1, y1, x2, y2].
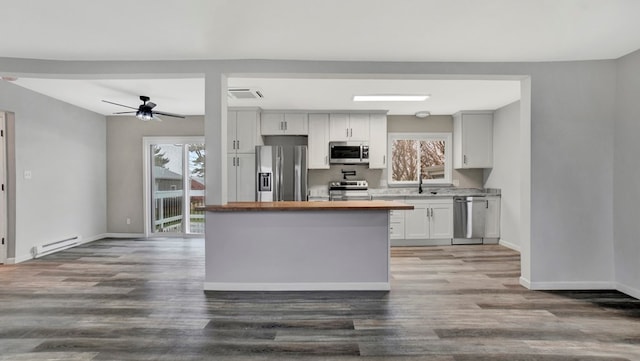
[283, 113, 308, 134]
[308, 114, 330, 169]
[229, 109, 262, 154]
[261, 112, 308, 135]
[368, 113, 387, 169]
[348, 113, 370, 141]
[453, 111, 493, 169]
[329, 113, 350, 141]
[260, 113, 284, 135]
[329, 113, 370, 141]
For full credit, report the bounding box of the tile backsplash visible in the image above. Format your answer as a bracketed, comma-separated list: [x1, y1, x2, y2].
[308, 165, 385, 196]
[308, 165, 483, 196]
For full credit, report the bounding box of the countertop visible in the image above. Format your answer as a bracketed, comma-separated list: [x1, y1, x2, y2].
[200, 200, 414, 212]
[369, 187, 500, 198]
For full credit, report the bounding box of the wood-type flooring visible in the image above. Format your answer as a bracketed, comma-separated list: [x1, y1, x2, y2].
[0, 238, 639, 360]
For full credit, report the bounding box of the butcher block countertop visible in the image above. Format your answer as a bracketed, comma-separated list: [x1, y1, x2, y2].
[200, 200, 413, 212]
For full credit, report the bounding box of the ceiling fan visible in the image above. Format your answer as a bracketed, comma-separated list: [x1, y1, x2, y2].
[102, 95, 185, 121]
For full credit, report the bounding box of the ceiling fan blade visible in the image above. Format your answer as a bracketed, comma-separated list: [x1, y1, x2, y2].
[101, 100, 138, 110]
[113, 111, 136, 114]
[146, 101, 157, 109]
[152, 115, 163, 121]
[154, 111, 185, 119]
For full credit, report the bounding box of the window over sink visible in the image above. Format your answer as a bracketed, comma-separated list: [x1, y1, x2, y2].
[387, 133, 452, 185]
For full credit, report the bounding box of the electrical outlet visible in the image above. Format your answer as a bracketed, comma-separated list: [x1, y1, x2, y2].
[126, 218, 131, 225]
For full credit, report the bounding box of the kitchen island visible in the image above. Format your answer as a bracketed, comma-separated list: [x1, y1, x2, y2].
[201, 200, 412, 291]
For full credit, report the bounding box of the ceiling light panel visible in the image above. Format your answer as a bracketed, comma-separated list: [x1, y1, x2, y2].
[353, 95, 430, 102]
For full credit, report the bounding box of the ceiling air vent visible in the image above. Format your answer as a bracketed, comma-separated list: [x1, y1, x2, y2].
[228, 88, 264, 100]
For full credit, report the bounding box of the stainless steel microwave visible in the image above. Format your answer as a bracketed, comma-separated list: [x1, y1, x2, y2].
[329, 142, 369, 164]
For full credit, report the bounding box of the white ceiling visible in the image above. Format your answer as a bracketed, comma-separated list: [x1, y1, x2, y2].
[1, 0, 639, 62]
[2, 0, 638, 116]
[227, 78, 521, 115]
[11, 77, 521, 116]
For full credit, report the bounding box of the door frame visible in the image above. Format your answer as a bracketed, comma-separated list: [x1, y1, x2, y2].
[0, 112, 6, 263]
[142, 136, 205, 237]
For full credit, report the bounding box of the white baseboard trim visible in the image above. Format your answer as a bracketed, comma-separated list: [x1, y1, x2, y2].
[102, 233, 146, 239]
[616, 282, 640, 300]
[391, 239, 451, 247]
[519, 277, 531, 289]
[81, 233, 108, 244]
[4, 257, 16, 264]
[14, 253, 34, 264]
[526, 280, 616, 291]
[203, 282, 391, 291]
[499, 239, 520, 252]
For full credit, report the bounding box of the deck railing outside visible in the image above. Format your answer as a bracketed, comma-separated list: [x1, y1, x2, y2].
[154, 190, 205, 233]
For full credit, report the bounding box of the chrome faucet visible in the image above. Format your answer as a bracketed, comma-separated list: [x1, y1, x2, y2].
[418, 175, 423, 194]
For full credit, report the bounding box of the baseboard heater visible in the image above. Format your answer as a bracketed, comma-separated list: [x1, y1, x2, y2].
[32, 236, 80, 258]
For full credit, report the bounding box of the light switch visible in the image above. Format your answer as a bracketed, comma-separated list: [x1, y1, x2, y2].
[24, 170, 32, 180]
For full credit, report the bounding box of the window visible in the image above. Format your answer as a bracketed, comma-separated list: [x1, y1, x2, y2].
[387, 133, 452, 185]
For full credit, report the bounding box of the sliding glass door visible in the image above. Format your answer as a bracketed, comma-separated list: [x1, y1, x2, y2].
[148, 139, 205, 235]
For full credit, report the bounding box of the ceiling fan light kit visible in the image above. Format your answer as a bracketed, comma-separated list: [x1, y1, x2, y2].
[102, 95, 185, 121]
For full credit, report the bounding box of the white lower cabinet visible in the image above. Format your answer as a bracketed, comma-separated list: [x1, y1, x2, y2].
[429, 201, 454, 239]
[389, 209, 406, 240]
[387, 198, 453, 245]
[484, 196, 501, 240]
[404, 201, 429, 239]
[227, 153, 255, 202]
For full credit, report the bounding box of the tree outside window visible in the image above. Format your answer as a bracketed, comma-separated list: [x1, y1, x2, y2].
[388, 133, 452, 185]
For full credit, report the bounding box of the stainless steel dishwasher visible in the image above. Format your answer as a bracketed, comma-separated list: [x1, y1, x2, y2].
[453, 196, 487, 245]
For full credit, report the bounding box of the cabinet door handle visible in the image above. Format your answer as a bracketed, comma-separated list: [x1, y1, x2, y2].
[237, 140, 240, 149]
[463, 155, 467, 164]
[346, 128, 349, 137]
[232, 140, 236, 149]
[284, 121, 287, 131]
[430, 208, 433, 217]
[350, 128, 353, 137]
[383, 155, 386, 164]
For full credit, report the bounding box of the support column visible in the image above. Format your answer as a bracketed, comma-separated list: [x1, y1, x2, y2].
[204, 72, 228, 205]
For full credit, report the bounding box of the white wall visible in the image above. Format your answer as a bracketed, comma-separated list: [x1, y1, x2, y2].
[0, 81, 106, 262]
[0, 57, 622, 293]
[614, 49, 640, 298]
[526, 62, 616, 289]
[106, 115, 204, 234]
[484, 101, 521, 251]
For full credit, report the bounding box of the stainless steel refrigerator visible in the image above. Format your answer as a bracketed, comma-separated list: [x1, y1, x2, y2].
[255, 145, 308, 201]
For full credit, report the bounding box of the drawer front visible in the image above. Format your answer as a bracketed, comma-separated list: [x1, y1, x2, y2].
[390, 221, 405, 239]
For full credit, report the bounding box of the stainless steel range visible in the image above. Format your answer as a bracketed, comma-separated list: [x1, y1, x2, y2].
[328, 180, 371, 201]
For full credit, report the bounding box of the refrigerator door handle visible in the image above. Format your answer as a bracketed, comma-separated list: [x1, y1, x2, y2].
[276, 146, 284, 201]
